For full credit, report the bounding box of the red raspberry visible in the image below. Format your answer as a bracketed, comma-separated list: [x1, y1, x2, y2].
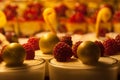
[27, 37, 40, 50]
[22, 43, 35, 60]
[72, 41, 82, 58]
[94, 41, 104, 57]
[0, 45, 7, 62]
[103, 38, 118, 56]
[115, 34, 120, 51]
[60, 35, 72, 47]
[53, 42, 73, 62]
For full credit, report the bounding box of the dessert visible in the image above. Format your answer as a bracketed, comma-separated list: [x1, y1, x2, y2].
[66, 11, 87, 34]
[49, 57, 118, 80]
[3, 3, 18, 32]
[49, 40, 119, 80]
[18, 2, 44, 36]
[37, 32, 59, 77]
[35, 8, 60, 77]
[0, 43, 45, 80]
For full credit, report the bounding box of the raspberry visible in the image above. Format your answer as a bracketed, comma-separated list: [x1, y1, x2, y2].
[27, 37, 40, 50]
[94, 41, 104, 57]
[60, 35, 72, 47]
[103, 38, 118, 56]
[0, 45, 7, 62]
[72, 41, 82, 58]
[53, 42, 73, 62]
[22, 43, 35, 60]
[115, 34, 120, 51]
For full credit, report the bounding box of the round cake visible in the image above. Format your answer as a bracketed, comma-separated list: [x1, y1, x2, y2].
[49, 57, 118, 80]
[0, 59, 45, 80]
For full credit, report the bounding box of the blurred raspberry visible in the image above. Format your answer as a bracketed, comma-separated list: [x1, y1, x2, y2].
[53, 42, 73, 62]
[115, 34, 120, 51]
[94, 41, 104, 56]
[72, 41, 82, 58]
[28, 37, 40, 50]
[60, 35, 72, 47]
[0, 45, 7, 62]
[103, 38, 118, 56]
[22, 43, 35, 60]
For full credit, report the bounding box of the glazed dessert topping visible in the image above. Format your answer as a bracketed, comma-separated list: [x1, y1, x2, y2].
[39, 32, 59, 54]
[77, 41, 101, 65]
[1, 43, 26, 67]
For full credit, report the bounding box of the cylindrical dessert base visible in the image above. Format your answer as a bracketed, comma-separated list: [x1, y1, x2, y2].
[49, 57, 118, 80]
[0, 59, 45, 80]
